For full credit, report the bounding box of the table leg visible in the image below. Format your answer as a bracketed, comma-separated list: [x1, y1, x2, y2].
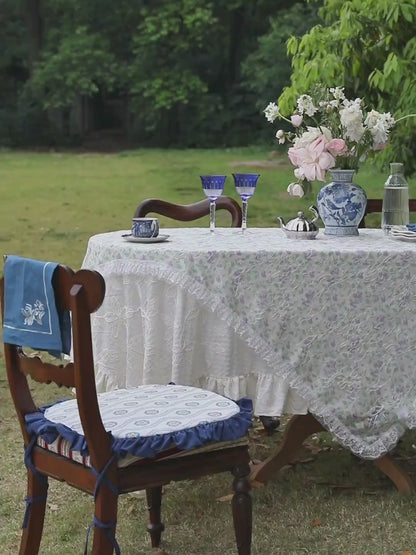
[250, 413, 415, 493]
[374, 454, 415, 494]
[250, 413, 324, 483]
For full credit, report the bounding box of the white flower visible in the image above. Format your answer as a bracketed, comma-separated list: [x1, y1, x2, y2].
[364, 110, 395, 149]
[319, 99, 338, 111]
[275, 129, 286, 144]
[330, 87, 345, 102]
[287, 182, 305, 197]
[340, 99, 365, 142]
[297, 94, 317, 117]
[21, 300, 45, 326]
[264, 102, 280, 123]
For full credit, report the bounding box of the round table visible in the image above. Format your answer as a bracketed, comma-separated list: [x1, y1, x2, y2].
[83, 227, 416, 461]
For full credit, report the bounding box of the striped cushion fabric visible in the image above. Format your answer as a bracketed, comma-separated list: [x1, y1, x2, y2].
[36, 435, 248, 468]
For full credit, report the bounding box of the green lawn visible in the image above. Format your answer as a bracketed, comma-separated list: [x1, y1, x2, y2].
[2, 147, 414, 268]
[1, 148, 416, 554]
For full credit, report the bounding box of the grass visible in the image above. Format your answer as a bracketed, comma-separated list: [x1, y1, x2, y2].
[2, 147, 415, 268]
[1, 147, 416, 554]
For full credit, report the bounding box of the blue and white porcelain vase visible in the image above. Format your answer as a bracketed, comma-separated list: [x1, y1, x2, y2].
[317, 169, 367, 236]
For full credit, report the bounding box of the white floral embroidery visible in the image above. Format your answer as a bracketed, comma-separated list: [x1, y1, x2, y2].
[21, 299, 45, 326]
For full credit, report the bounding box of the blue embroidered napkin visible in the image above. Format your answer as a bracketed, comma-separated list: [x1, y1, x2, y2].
[2, 255, 71, 358]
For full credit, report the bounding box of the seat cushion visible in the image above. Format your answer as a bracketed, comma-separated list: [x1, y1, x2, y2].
[26, 384, 252, 466]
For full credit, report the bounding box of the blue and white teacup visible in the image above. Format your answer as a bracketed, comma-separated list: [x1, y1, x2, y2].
[132, 217, 159, 238]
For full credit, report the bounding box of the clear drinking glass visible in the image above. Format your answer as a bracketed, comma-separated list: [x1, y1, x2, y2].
[232, 173, 260, 232]
[200, 175, 227, 233]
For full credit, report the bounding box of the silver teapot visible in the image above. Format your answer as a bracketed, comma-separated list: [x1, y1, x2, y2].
[277, 205, 320, 239]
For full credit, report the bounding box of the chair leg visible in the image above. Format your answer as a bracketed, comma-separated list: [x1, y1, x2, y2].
[92, 487, 119, 554]
[231, 463, 252, 555]
[146, 486, 165, 548]
[19, 470, 48, 555]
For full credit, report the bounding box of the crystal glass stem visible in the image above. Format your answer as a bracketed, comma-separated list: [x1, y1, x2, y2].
[209, 200, 216, 233]
[242, 199, 248, 232]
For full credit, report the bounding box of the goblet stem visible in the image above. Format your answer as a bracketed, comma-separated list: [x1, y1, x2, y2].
[209, 200, 216, 233]
[242, 199, 248, 232]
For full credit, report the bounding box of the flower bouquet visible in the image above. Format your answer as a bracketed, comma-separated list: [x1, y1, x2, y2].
[264, 86, 395, 197]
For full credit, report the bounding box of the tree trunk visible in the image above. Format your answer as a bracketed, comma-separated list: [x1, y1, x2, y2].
[227, 6, 246, 87]
[24, 0, 43, 72]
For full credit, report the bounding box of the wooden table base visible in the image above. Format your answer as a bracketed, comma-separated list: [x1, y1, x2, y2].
[250, 413, 415, 494]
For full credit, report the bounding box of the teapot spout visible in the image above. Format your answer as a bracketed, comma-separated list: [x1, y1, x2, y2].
[277, 216, 286, 228]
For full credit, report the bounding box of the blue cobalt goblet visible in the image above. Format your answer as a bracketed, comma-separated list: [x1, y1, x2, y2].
[232, 173, 260, 232]
[200, 175, 227, 233]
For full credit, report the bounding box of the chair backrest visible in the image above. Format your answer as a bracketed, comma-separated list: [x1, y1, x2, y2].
[359, 199, 416, 227]
[1, 264, 111, 470]
[134, 196, 242, 227]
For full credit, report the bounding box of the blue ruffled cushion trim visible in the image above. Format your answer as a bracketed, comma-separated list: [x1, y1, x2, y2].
[25, 397, 252, 459]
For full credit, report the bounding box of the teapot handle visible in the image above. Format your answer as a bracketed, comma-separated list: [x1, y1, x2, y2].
[277, 216, 286, 228]
[309, 205, 320, 224]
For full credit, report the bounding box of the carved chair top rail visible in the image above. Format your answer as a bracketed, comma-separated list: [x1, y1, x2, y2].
[134, 196, 242, 227]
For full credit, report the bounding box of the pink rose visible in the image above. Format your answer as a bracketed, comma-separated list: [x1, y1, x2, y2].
[310, 135, 327, 156]
[294, 126, 332, 148]
[291, 114, 303, 127]
[326, 138, 347, 157]
[303, 149, 334, 182]
[287, 183, 305, 197]
[288, 146, 305, 167]
[288, 135, 335, 182]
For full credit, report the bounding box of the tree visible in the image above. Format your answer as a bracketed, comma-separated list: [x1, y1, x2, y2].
[127, 0, 292, 146]
[241, 1, 323, 142]
[127, 0, 216, 145]
[26, 0, 312, 146]
[30, 28, 119, 109]
[3, 0, 144, 142]
[278, 0, 416, 172]
[1, 0, 318, 147]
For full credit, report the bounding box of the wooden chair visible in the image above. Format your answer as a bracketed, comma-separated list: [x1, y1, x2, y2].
[1, 259, 252, 554]
[134, 197, 280, 434]
[359, 199, 416, 227]
[134, 196, 243, 227]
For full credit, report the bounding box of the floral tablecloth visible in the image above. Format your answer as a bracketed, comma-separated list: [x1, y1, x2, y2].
[82, 227, 416, 459]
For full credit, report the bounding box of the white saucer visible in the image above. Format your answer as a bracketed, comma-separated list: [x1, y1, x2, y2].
[390, 226, 416, 236]
[390, 228, 416, 239]
[122, 234, 170, 243]
[390, 234, 416, 243]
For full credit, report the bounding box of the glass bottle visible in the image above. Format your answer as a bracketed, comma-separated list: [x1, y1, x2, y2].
[381, 162, 409, 234]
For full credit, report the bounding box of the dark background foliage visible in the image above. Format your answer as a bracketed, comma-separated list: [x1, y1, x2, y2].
[2, 0, 416, 172]
[0, 0, 320, 148]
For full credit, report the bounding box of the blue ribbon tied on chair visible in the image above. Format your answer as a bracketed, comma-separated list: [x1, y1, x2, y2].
[2, 255, 71, 357]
